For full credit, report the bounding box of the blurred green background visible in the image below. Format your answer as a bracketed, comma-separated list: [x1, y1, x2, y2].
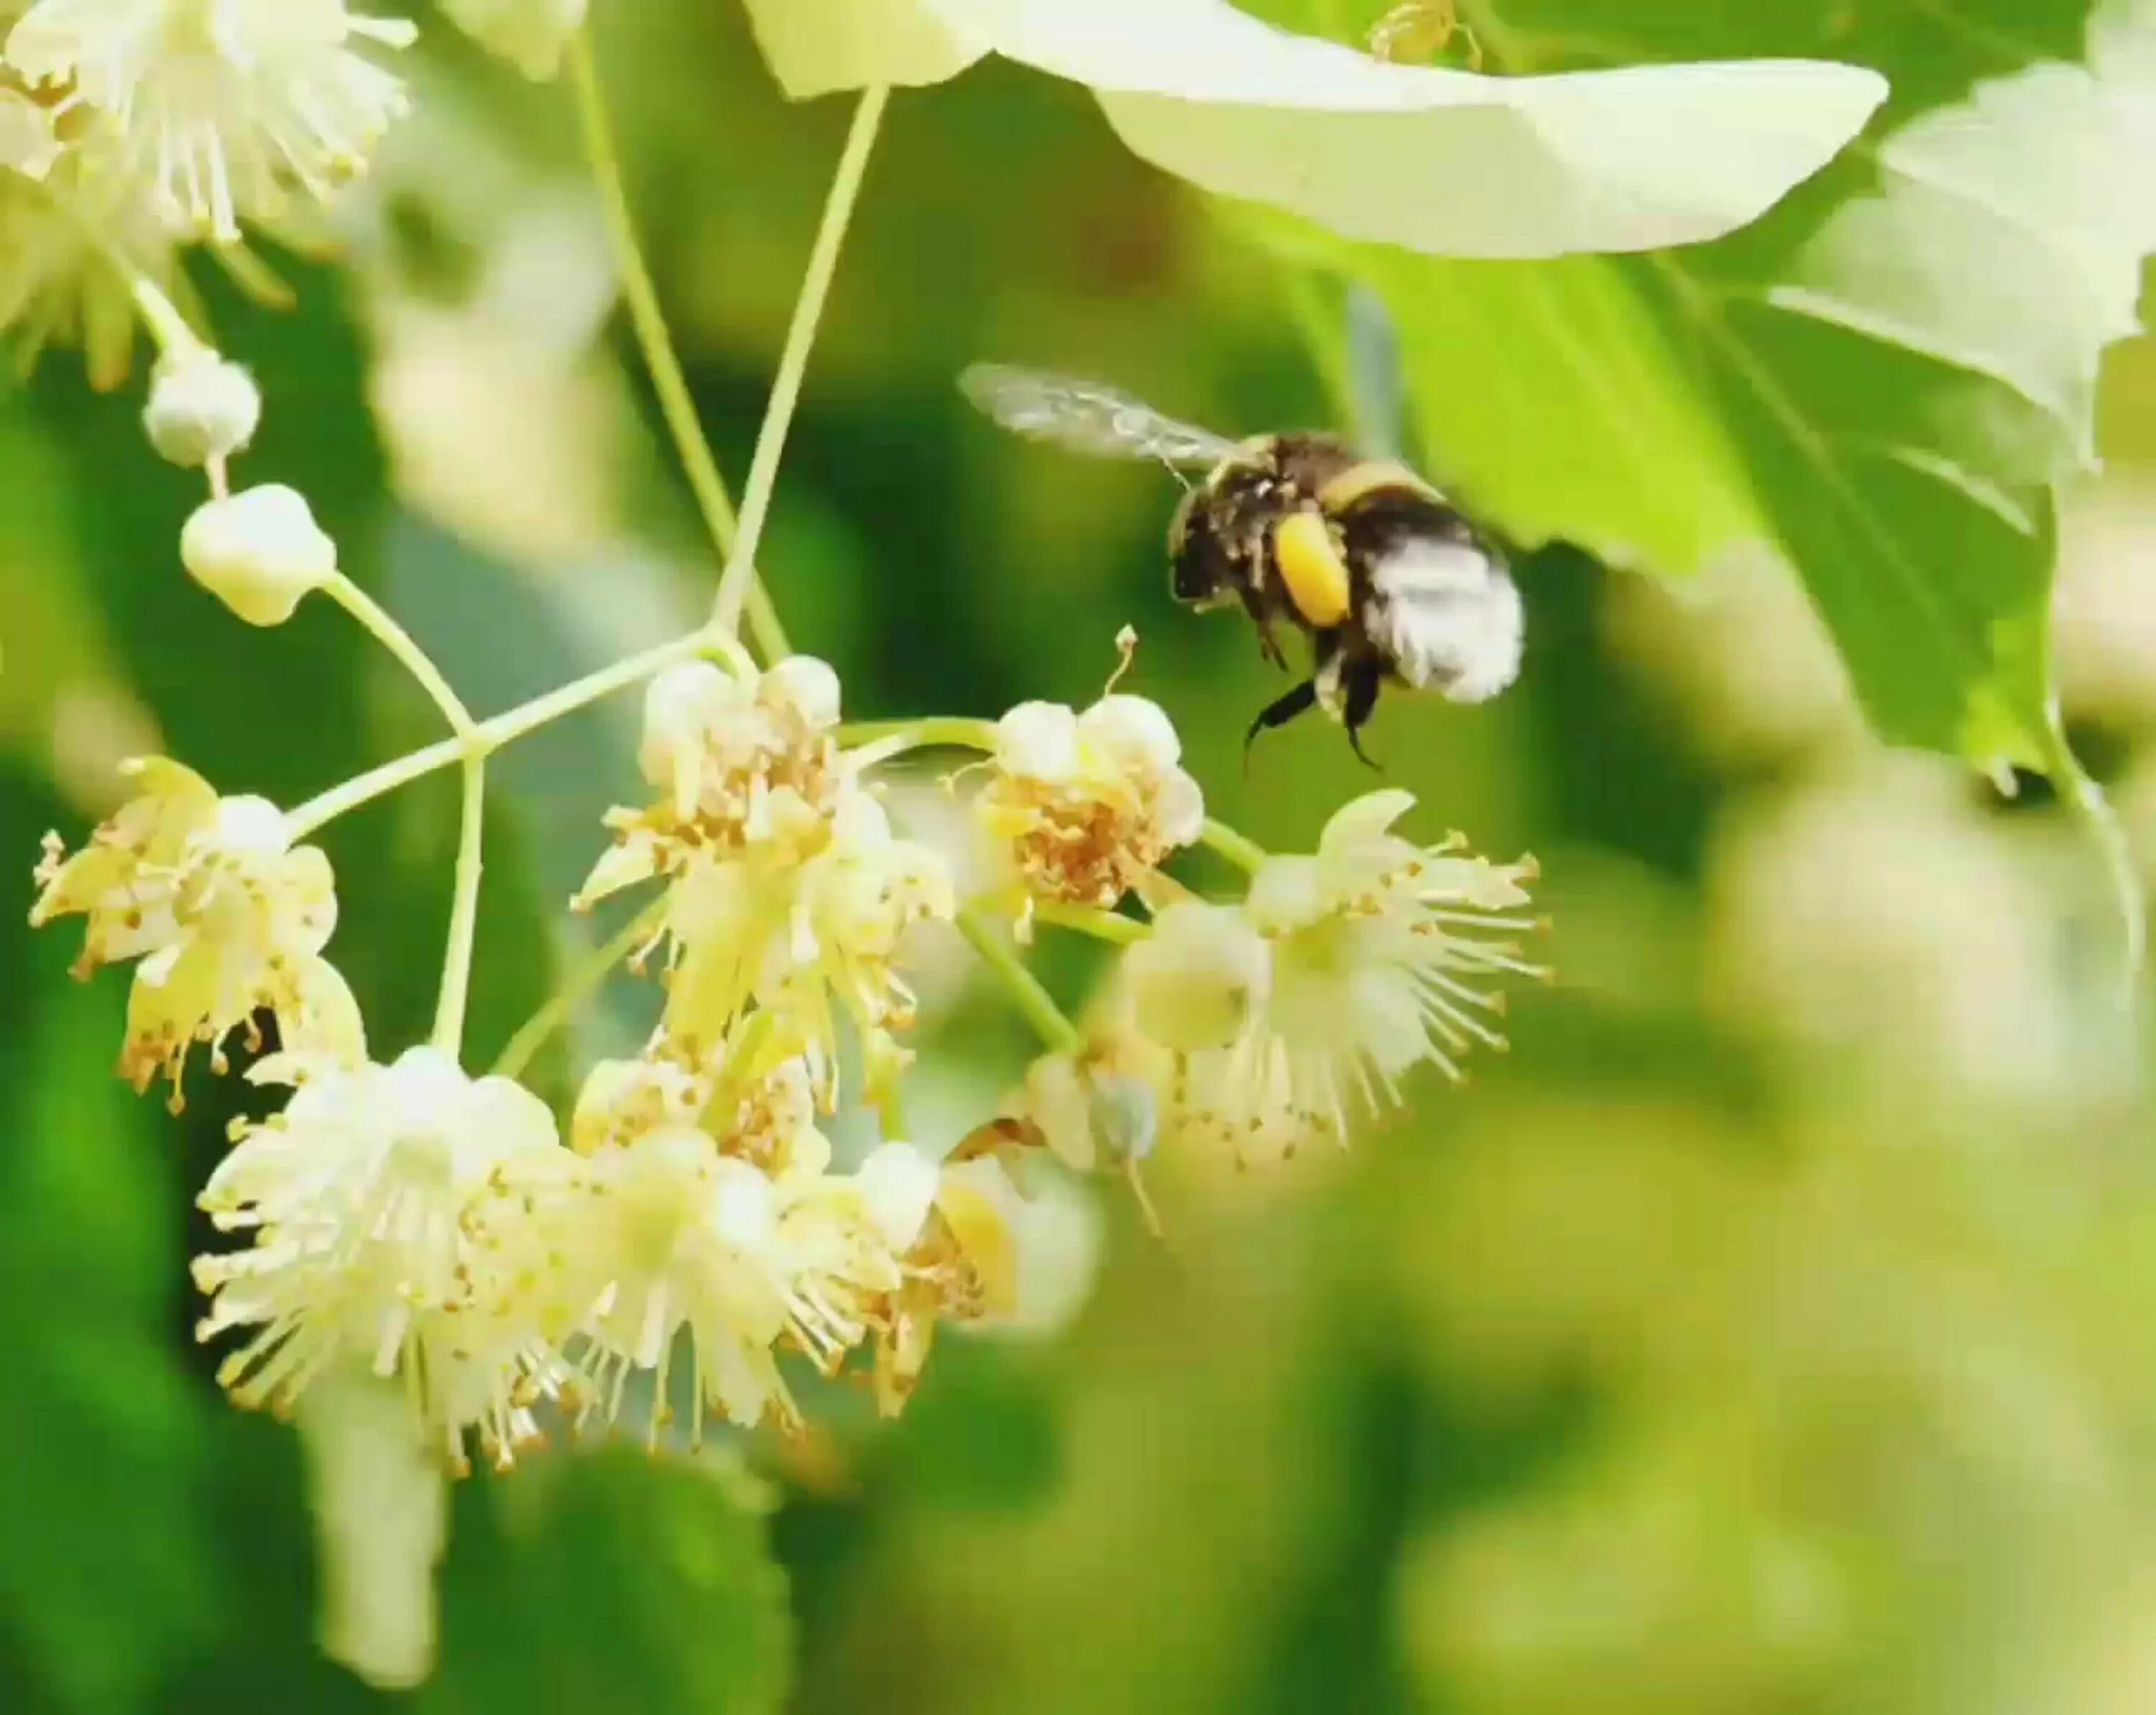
[9, 3, 2156, 1712]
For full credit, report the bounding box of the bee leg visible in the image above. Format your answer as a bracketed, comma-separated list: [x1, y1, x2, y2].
[1243, 679, 1319, 768]
[1342, 661, 1384, 771]
[1237, 587, 1290, 671]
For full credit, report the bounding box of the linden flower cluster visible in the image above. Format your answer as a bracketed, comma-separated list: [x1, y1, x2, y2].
[34, 723, 1041, 1475]
[7, 0, 1552, 1509]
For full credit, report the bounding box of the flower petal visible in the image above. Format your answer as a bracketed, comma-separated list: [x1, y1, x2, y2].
[739, 0, 990, 99]
[1319, 787, 1418, 855]
[856, 1139, 941, 1251]
[942, 0, 1887, 258]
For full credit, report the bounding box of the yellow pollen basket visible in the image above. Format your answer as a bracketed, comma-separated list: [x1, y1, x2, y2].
[1272, 510, 1353, 628]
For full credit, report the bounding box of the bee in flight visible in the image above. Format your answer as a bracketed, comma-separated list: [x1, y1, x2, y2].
[960, 364, 1524, 761]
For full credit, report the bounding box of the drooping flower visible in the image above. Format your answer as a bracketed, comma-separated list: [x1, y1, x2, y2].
[570, 1038, 817, 1170]
[735, 0, 1886, 260]
[193, 1048, 575, 1473]
[581, 662, 955, 1105]
[977, 692, 1202, 929]
[660, 789, 955, 1098]
[1121, 791, 1541, 1159]
[860, 1144, 1026, 1415]
[564, 1121, 908, 1440]
[0, 81, 181, 387]
[5, 0, 418, 242]
[574, 655, 847, 909]
[439, 0, 586, 81]
[31, 756, 365, 1098]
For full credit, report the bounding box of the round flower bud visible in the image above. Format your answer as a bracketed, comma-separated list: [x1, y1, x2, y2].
[180, 485, 337, 627]
[1081, 694, 1183, 770]
[760, 655, 842, 732]
[144, 351, 262, 467]
[995, 701, 1082, 782]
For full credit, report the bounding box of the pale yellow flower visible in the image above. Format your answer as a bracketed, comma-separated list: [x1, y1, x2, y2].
[6, 0, 418, 241]
[193, 1048, 574, 1473]
[860, 1144, 1026, 1416]
[570, 1040, 816, 1169]
[565, 1122, 906, 1438]
[578, 658, 954, 1105]
[1122, 791, 1542, 1160]
[0, 88, 180, 387]
[31, 756, 364, 1099]
[658, 788, 954, 1097]
[978, 692, 1203, 928]
[574, 656, 847, 909]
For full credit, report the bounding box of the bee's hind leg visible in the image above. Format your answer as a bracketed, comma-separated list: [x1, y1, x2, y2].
[1342, 661, 1385, 771]
[1244, 679, 1318, 768]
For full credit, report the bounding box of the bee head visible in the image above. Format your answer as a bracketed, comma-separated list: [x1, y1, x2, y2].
[1167, 484, 1235, 608]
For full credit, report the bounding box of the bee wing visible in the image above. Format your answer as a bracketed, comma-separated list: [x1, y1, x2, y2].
[960, 366, 1244, 469]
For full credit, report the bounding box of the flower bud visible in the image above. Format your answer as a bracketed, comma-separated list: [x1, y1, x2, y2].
[995, 701, 1081, 781]
[760, 655, 842, 732]
[855, 1140, 939, 1252]
[180, 485, 336, 627]
[144, 351, 262, 466]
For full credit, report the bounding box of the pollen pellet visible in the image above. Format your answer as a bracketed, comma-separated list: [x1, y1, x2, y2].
[1271, 510, 1355, 629]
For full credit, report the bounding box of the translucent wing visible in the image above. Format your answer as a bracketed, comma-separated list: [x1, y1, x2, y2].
[960, 365, 1244, 469]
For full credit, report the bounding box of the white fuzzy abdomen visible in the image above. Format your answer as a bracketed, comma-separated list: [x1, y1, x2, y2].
[1367, 539, 1524, 704]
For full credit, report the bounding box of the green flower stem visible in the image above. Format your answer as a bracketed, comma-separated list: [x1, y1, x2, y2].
[493, 897, 668, 1080]
[285, 626, 751, 842]
[124, 268, 203, 362]
[957, 904, 1083, 1056]
[711, 83, 890, 637]
[326, 574, 477, 737]
[322, 574, 489, 1054]
[839, 715, 1001, 760]
[1201, 818, 1271, 875]
[566, 27, 790, 664]
[436, 753, 487, 1054]
[1033, 901, 1148, 946]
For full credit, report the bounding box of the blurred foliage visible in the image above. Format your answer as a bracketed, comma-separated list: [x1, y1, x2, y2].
[6, 2, 2156, 1714]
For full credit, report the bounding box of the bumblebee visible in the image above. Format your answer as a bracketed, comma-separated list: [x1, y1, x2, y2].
[960, 365, 1523, 759]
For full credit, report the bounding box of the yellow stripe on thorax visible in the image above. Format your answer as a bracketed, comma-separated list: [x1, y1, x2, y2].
[1272, 510, 1353, 628]
[1318, 461, 1441, 512]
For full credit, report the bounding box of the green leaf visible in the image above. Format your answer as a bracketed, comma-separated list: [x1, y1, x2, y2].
[420, 1450, 793, 1715]
[1240, 0, 2156, 774]
[0, 768, 222, 1715]
[741, 0, 1884, 257]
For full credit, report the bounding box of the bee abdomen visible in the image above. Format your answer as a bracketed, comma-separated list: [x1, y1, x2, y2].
[1365, 537, 1523, 704]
